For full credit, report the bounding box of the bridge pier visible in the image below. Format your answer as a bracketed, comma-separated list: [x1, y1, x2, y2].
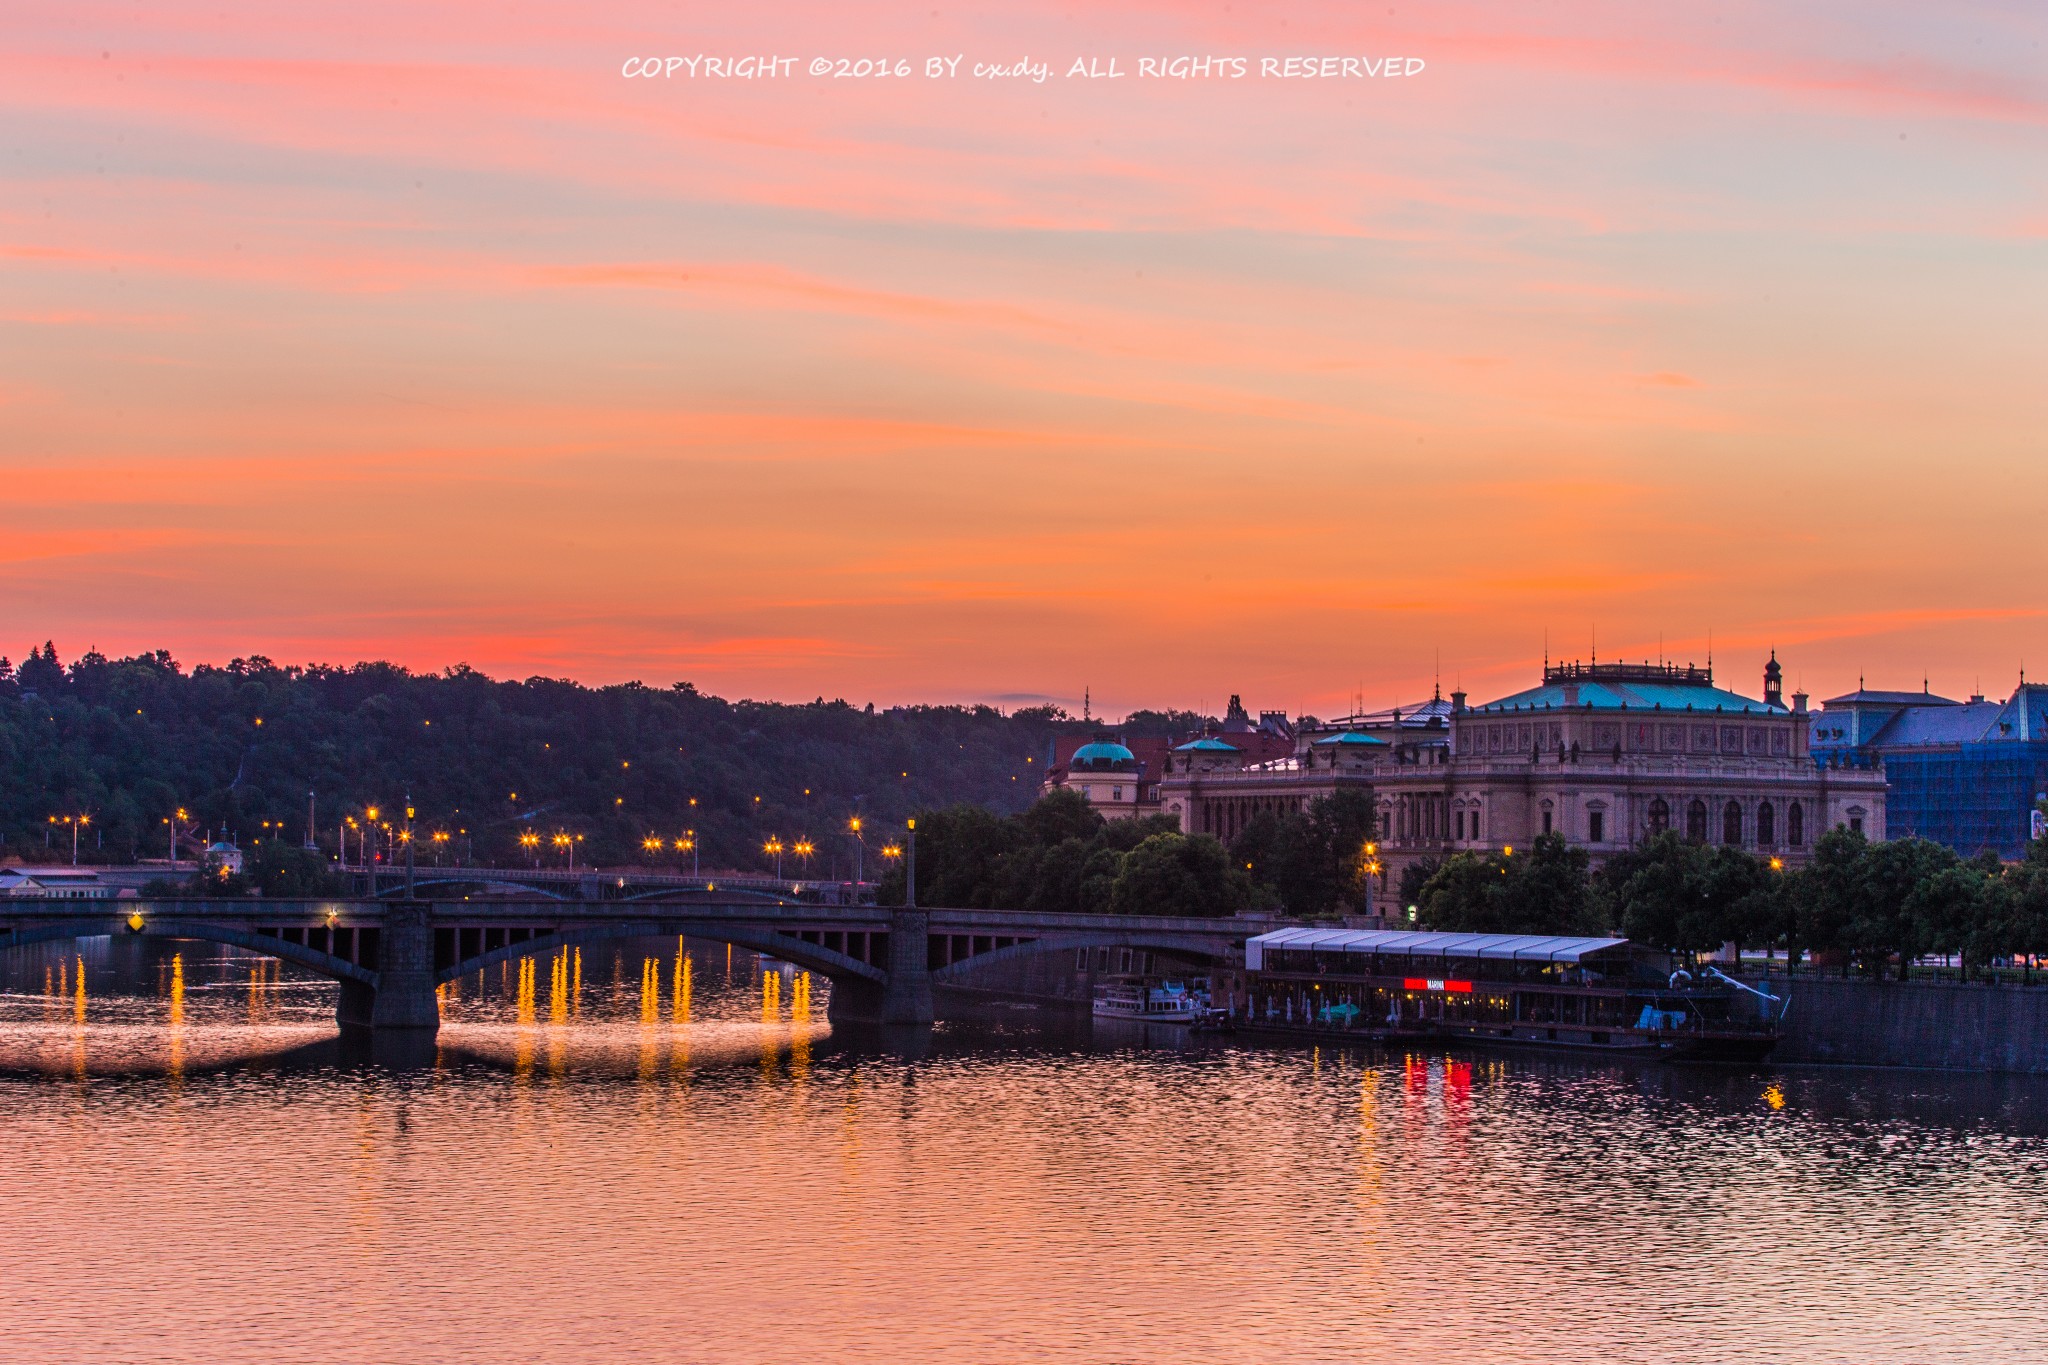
[880, 909, 934, 1025]
[337, 901, 440, 1036]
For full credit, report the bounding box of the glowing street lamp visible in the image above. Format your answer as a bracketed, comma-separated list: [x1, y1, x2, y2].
[676, 830, 698, 878]
[520, 830, 541, 867]
[764, 836, 786, 878]
[793, 839, 816, 877]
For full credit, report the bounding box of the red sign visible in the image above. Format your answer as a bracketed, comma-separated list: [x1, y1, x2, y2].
[1402, 977, 1473, 993]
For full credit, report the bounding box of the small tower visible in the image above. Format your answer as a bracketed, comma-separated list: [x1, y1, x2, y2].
[1763, 651, 1784, 708]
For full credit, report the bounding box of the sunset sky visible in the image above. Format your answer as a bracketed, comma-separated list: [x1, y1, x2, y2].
[4, 1, 2044, 715]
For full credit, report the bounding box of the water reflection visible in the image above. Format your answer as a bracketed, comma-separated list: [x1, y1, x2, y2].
[3, 941, 2048, 1363]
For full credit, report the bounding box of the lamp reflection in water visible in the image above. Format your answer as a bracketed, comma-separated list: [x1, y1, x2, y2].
[167, 953, 186, 1082]
[670, 947, 693, 1075]
[74, 953, 87, 1026]
[513, 957, 536, 1078]
[789, 971, 813, 1083]
[759, 967, 782, 1078]
[638, 956, 661, 1079]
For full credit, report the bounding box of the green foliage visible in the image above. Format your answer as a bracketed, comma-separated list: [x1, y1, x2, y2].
[0, 647, 1078, 872]
[140, 839, 348, 899]
[1600, 832, 1777, 955]
[1414, 833, 1599, 936]
[1110, 832, 1252, 918]
[879, 789, 1246, 917]
[1226, 790, 1377, 918]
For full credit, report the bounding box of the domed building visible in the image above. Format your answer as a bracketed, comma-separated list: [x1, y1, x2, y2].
[1043, 735, 1167, 819]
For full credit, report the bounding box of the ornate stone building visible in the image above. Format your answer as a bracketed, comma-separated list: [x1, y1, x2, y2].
[1158, 656, 1888, 902]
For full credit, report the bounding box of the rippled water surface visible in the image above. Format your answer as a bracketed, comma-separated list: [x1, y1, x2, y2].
[3, 936, 2047, 1364]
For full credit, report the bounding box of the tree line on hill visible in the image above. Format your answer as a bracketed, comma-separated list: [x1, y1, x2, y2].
[0, 642, 1115, 875]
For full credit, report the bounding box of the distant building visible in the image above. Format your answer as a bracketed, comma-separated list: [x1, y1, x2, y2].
[1810, 678, 2048, 858]
[1160, 656, 1887, 913]
[1044, 736, 1167, 819]
[1042, 695, 1294, 822]
[204, 841, 245, 874]
[0, 868, 117, 900]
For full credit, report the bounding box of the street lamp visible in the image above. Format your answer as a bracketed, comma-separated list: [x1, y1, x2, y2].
[849, 815, 865, 885]
[54, 814, 91, 866]
[552, 832, 573, 869]
[520, 830, 541, 867]
[794, 839, 815, 877]
[676, 830, 697, 878]
[764, 836, 785, 878]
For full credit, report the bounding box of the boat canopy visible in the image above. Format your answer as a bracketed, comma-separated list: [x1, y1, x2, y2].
[1245, 927, 1629, 971]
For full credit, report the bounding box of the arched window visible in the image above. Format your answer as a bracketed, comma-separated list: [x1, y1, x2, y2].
[1723, 800, 1743, 845]
[1757, 801, 1775, 846]
[1687, 799, 1709, 842]
[1648, 798, 1670, 836]
[1788, 802, 1805, 846]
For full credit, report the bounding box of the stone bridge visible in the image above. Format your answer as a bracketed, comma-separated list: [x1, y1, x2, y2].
[359, 865, 872, 904]
[0, 898, 1263, 1035]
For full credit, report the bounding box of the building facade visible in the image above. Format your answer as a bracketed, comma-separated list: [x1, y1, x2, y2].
[1809, 678, 2048, 858]
[1159, 657, 1888, 904]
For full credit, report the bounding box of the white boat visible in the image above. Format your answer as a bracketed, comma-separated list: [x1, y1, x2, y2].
[1093, 978, 1205, 1023]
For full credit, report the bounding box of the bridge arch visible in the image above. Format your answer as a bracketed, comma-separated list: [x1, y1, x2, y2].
[437, 920, 887, 988]
[379, 876, 574, 901]
[0, 917, 375, 985]
[930, 929, 1233, 985]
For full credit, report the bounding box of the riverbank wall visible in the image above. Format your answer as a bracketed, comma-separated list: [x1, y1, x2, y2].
[1762, 973, 2048, 1073]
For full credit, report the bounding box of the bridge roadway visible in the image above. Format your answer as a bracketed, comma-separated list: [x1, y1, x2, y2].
[358, 865, 873, 903]
[0, 897, 1266, 1033]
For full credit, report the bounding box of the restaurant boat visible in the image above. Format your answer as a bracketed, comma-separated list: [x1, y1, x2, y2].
[1240, 928, 1780, 1063]
[1093, 978, 1209, 1024]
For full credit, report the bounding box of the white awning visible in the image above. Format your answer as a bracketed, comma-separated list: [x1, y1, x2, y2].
[1245, 927, 1628, 970]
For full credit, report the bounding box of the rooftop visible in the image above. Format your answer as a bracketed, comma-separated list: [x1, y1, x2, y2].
[1474, 660, 1783, 716]
[1246, 927, 1631, 967]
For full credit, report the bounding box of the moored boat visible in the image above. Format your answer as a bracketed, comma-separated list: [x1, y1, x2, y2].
[1237, 928, 1779, 1064]
[1093, 977, 1208, 1023]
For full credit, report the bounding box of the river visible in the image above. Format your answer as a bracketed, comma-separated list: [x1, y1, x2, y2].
[2, 936, 2045, 1364]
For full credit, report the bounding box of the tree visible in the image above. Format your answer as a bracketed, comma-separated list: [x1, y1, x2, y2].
[1598, 833, 1777, 956]
[1415, 834, 1596, 935]
[1227, 791, 1377, 919]
[1108, 832, 1249, 918]
[1782, 827, 1868, 968]
[1847, 837, 1961, 978]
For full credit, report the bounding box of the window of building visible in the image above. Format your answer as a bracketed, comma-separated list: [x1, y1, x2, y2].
[1542, 811, 1552, 835]
[1076, 948, 1089, 971]
[1724, 800, 1743, 845]
[1757, 801, 1775, 847]
[1648, 798, 1669, 836]
[1788, 802, 1805, 846]
[1118, 949, 1132, 973]
[1588, 810, 1604, 843]
[1471, 810, 1482, 842]
[1455, 809, 1465, 840]
[1687, 799, 1709, 842]
[1111, 786, 1122, 801]
[1850, 816, 1864, 835]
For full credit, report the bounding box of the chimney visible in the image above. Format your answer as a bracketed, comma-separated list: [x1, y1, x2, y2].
[1450, 689, 1466, 712]
[1792, 690, 1808, 715]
